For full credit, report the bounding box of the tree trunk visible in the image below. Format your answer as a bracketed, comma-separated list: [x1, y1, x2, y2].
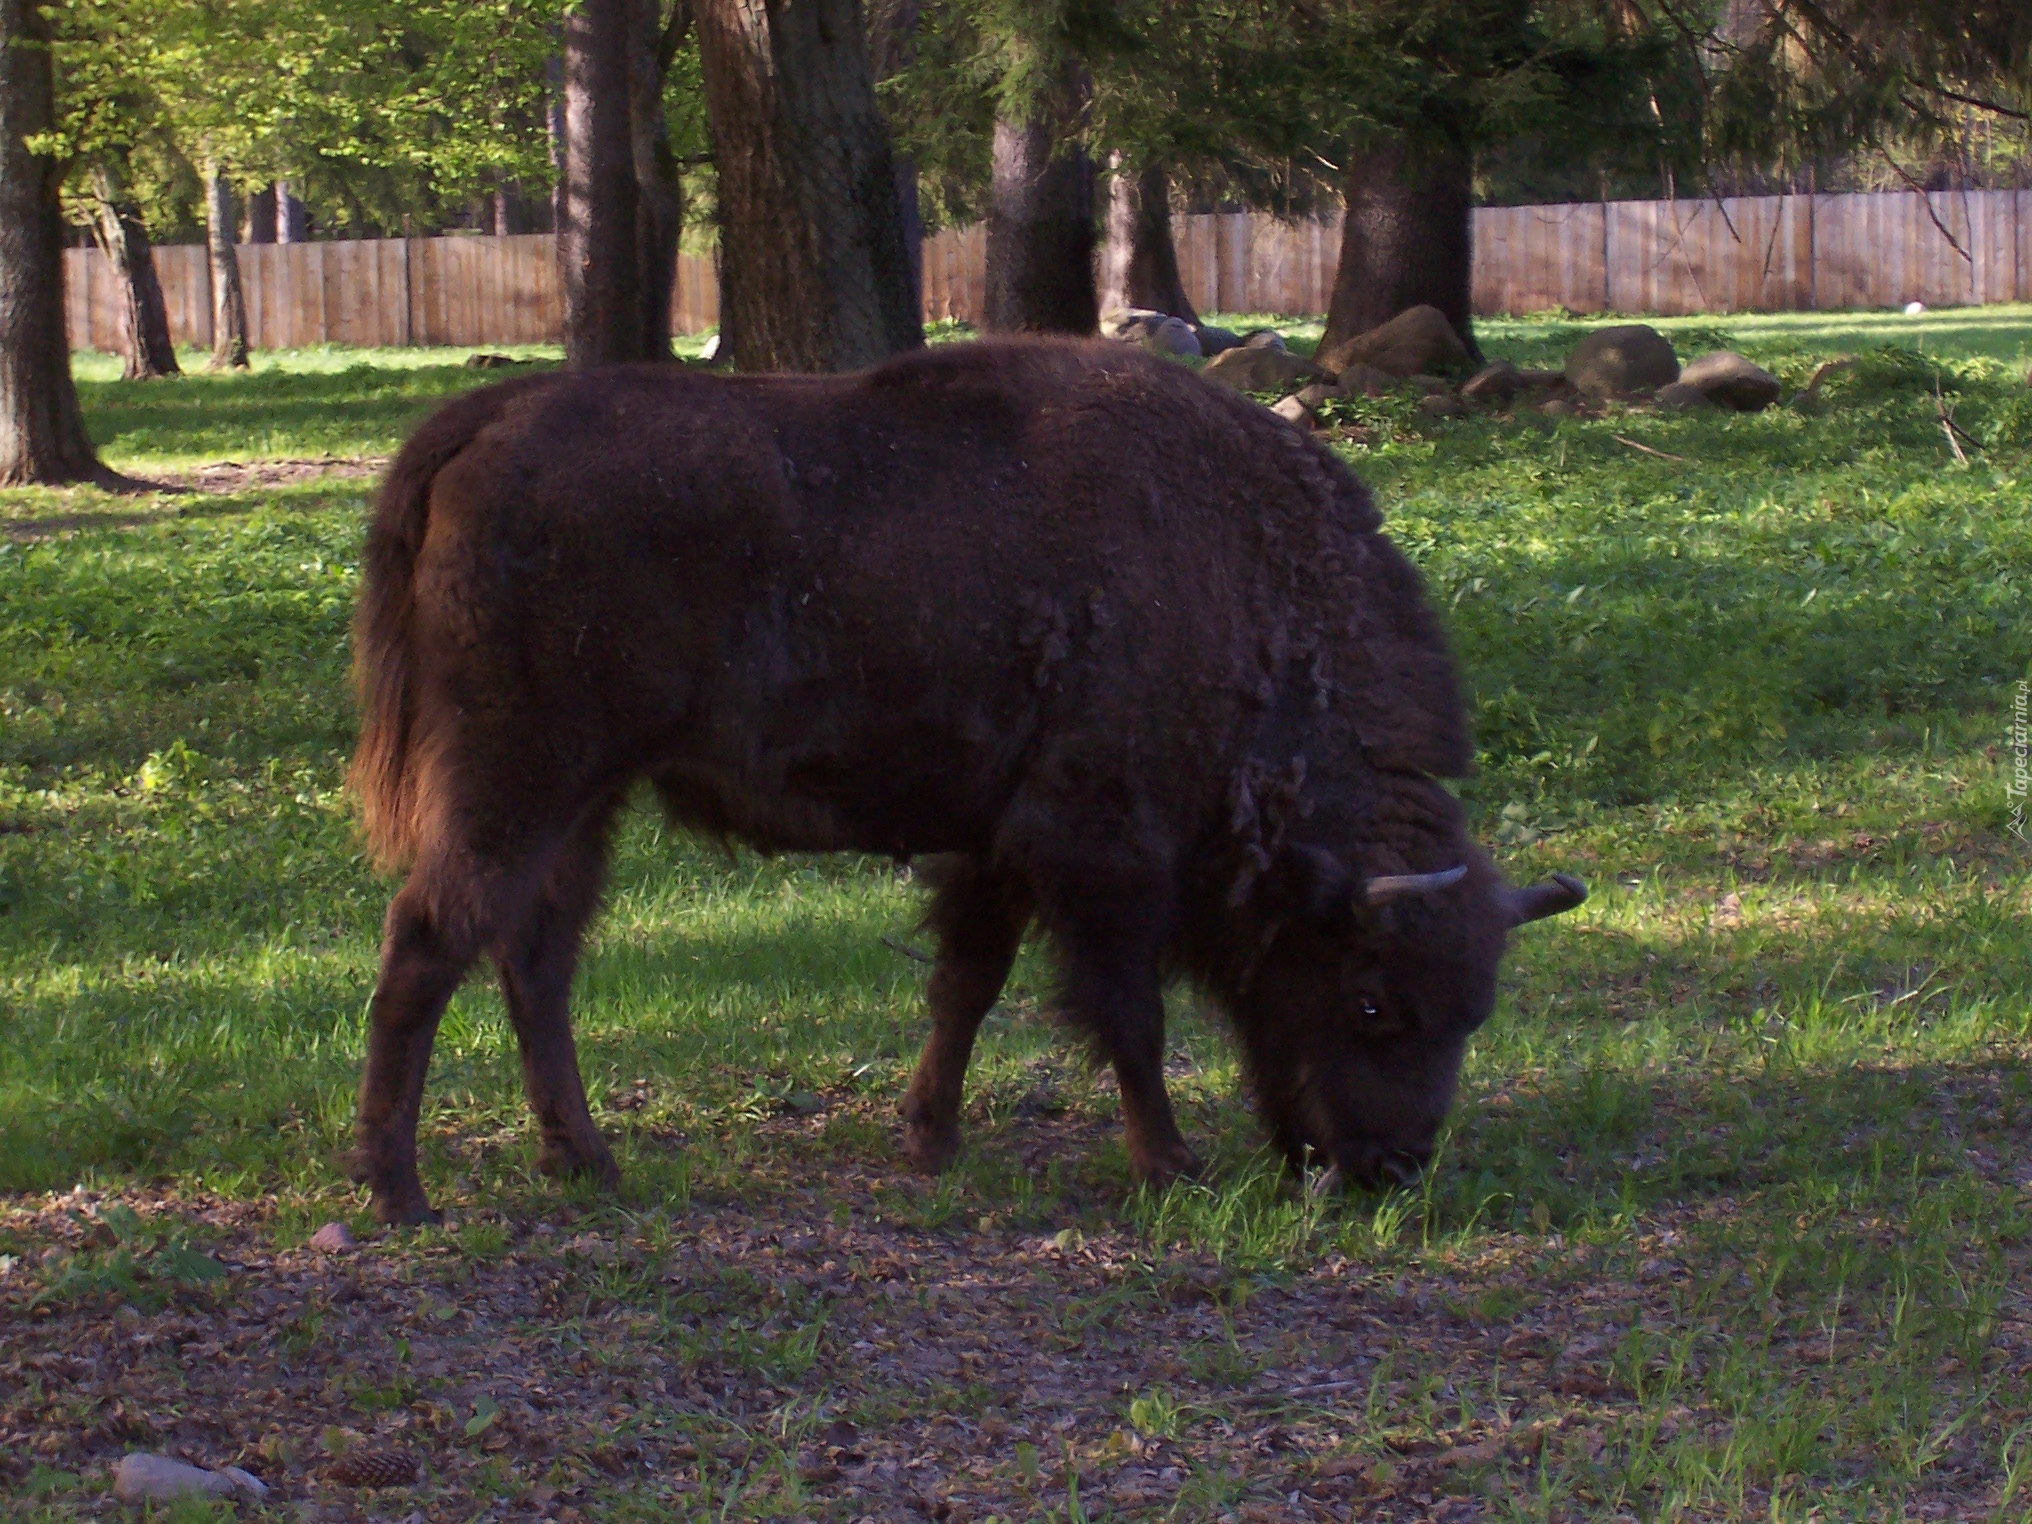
[869, 0, 922, 322]
[204, 163, 250, 369]
[560, 0, 655, 366]
[277, 181, 308, 242]
[627, 0, 686, 360]
[694, 0, 920, 372]
[493, 186, 529, 235]
[983, 78, 1096, 336]
[89, 155, 180, 380]
[1099, 159, 1195, 324]
[1318, 135, 1481, 364]
[243, 182, 277, 243]
[0, 0, 107, 484]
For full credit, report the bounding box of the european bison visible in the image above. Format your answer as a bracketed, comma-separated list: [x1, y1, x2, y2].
[345, 339, 1584, 1226]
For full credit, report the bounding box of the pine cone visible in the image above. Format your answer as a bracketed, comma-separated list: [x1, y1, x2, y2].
[327, 1449, 419, 1488]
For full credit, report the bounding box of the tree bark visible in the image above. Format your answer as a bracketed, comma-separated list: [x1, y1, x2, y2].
[205, 162, 249, 369]
[89, 155, 180, 380]
[627, 0, 686, 360]
[869, 0, 922, 322]
[560, 0, 656, 366]
[1099, 159, 1195, 324]
[1318, 135, 1482, 364]
[243, 182, 277, 243]
[0, 0, 107, 484]
[694, 0, 920, 372]
[276, 181, 308, 242]
[983, 78, 1096, 336]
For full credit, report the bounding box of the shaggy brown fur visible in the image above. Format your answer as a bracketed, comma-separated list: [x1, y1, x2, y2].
[345, 339, 1583, 1225]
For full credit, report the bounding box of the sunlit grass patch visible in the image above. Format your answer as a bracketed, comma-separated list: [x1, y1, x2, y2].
[1, 317, 2028, 1519]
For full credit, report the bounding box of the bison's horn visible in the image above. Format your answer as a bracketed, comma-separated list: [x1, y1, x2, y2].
[1508, 872, 1588, 925]
[1362, 864, 1468, 904]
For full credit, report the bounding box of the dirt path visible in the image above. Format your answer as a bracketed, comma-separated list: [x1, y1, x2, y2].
[6, 1135, 2021, 1521]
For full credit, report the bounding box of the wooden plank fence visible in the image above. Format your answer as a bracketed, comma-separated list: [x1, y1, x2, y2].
[64, 188, 2032, 353]
[1473, 189, 2030, 315]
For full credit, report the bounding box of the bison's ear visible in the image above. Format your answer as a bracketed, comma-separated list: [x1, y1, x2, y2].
[1507, 872, 1587, 925]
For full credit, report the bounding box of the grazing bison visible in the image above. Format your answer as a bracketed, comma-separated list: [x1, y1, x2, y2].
[345, 339, 1584, 1226]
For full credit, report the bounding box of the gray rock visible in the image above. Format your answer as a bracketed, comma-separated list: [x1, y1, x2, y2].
[1654, 381, 1711, 410]
[1334, 363, 1395, 399]
[1539, 397, 1579, 417]
[1270, 395, 1313, 424]
[1195, 325, 1243, 356]
[1099, 306, 1165, 339]
[1416, 393, 1467, 420]
[1564, 324, 1678, 398]
[1201, 345, 1313, 394]
[1460, 361, 1523, 407]
[1141, 316, 1202, 358]
[308, 1221, 357, 1252]
[113, 1453, 267, 1505]
[1316, 305, 1469, 380]
[1240, 328, 1288, 351]
[1295, 381, 1335, 409]
[1677, 350, 1781, 411]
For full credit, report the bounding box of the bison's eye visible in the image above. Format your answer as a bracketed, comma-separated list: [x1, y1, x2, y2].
[1357, 995, 1379, 1019]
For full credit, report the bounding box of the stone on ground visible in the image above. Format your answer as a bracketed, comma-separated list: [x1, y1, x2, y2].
[1195, 325, 1243, 356]
[1677, 350, 1782, 411]
[1416, 393, 1468, 420]
[1099, 307, 1164, 338]
[1201, 345, 1313, 393]
[1654, 381, 1711, 410]
[113, 1454, 267, 1505]
[1295, 381, 1335, 409]
[1240, 328, 1288, 351]
[1101, 309, 1203, 357]
[1461, 360, 1523, 406]
[1141, 316, 1202, 357]
[1316, 305, 1469, 380]
[1564, 324, 1678, 397]
[1271, 394, 1313, 423]
[308, 1221, 357, 1252]
[1335, 363, 1395, 398]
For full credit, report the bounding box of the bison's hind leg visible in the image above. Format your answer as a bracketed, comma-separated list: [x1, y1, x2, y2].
[493, 801, 623, 1190]
[347, 866, 491, 1226]
[350, 796, 620, 1226]
[900, 858, 1031, 1174]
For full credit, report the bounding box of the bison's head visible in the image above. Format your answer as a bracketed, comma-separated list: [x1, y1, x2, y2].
[1232, 843, 1585, 1190]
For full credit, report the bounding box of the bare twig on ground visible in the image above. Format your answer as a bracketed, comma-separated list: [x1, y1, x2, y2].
[881, 934, 935, 964]
[1610, 434, 1687, 463]
[1936, 379, 1972, 465]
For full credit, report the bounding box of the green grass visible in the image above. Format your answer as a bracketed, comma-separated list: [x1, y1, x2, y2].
[2, 311, 2030, 1521]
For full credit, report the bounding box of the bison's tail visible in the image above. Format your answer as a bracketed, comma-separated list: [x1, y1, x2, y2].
[348, 378, 548, 873]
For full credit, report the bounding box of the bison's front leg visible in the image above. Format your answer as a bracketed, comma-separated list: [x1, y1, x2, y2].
[900, 859, 1031, 1173]
[1058, 916, 1202, 1188]
[346, 882, 478, 1226]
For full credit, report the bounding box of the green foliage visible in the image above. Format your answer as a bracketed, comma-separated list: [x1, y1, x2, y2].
[50, 0, 566, 237]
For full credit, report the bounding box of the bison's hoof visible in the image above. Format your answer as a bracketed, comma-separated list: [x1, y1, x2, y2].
[537, 1137, 621, 1189]
[373, 1193, 442, 1228]
[904, 1122, 962, 1175]
[1133, 1143, 1204, 1189]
